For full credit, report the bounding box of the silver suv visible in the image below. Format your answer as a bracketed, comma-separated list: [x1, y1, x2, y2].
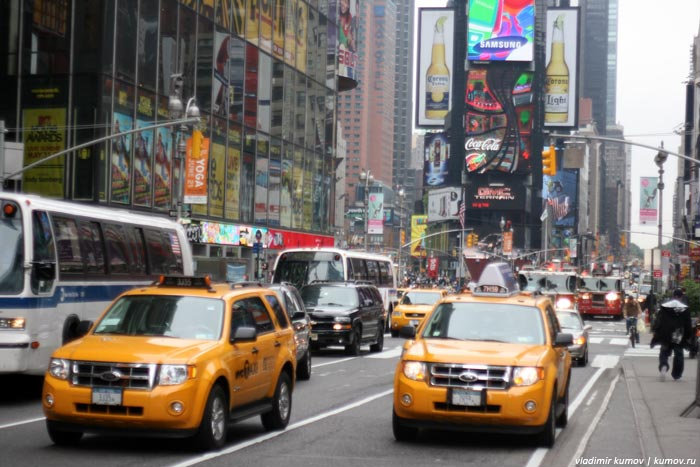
[267, 282, 312, 380]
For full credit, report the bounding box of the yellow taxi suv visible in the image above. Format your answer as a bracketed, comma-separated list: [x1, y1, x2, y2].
[42, 276, 297, 451]
[392, 263, 573, 447]
[390, 288, 448, 337]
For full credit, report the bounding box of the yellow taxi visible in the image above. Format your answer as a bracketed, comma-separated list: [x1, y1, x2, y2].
[392, 263, 573, 447]
[42, 276, 297, 451]
[390, 288, 448, 337]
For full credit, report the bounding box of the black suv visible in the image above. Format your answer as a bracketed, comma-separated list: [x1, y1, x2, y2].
[300, 281, 384, 355]
[267, 282, 312, 380]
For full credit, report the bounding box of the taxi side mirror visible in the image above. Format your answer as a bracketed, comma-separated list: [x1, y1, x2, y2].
[399, 325, 416, 339]
[231, 326, 257, 343]
[291, 311, 306, 322]
[77, 320, 93, 338]
[554, 332, 573, 347]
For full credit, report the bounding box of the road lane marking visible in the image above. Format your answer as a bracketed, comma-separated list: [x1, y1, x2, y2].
[589, 337, 604, 344]
[171, 388, 394, 467]
[586, 390, 598, 407]
[524, 366, 607, 467]
[311, 357, 356, 368]
[567, 374, 620, 467]
[0, 417, 45, 430]
[610, 338, 630, 346]
[591, 354, 619, 369]
[365, 346, 403, 359]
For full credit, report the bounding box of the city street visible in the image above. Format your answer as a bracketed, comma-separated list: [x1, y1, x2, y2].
[0, 320, 670, 467]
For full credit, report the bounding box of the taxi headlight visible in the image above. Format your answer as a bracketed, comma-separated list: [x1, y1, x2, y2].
[512, 367, 543, 386]
[556, 298, 572, 309]
[159, 365, 191, 386]
[605, 292, 619, 301]
[48, 358, 70, 380]
[402, 361, 427, 381]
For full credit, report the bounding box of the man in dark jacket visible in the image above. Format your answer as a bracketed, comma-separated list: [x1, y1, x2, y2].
[650, 289, 693, 381]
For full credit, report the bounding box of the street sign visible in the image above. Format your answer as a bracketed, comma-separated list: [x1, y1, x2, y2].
[252, 241, 262, 254]
[540, 209, 548, 221]
[169, 209, 191, 218]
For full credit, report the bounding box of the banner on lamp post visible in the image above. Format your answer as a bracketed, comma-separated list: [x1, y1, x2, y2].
[368, 192, 384, 234]
[184, 130, 210, 205]
[502, 231, 513, 255]
[639, 177, 658, 224]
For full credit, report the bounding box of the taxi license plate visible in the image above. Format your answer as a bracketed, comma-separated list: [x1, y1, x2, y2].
[92, 387, 122, 406]
[451, 388, 484, 407]
[410, 320, 419, 327]
[310, 333, 318, 341]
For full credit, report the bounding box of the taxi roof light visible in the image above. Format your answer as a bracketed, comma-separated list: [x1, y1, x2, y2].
[156, 275, 216, 291]
[471, 263, 520, 297]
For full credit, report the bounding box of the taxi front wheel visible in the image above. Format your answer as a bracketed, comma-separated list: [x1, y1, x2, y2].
[192, 385, 228, 451]
[46, 420, 83, 446]
[392, 410, 418, 441]
[537, 394, 557, 447]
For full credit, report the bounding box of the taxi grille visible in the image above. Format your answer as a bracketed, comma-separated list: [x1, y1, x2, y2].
[71, 361, 157, 390]
[75, 403, 144, 416]
[430, 363, 510, 390]
[405, 313, 425, 318]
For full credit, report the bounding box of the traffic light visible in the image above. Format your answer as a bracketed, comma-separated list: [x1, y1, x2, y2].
[466, 233, 473, 248]
[542, 145, 557, 176]
[473, 234, 479, 245]
[620, 233, 626, 248]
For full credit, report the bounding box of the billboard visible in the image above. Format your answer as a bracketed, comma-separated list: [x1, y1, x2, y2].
[466, 180, 525, 210]
[184, 131, 210, 205]
[467, 0, 534, 62]
[542, 168, 579, 228]
[368, 192, 384, 234]
[410, 215, 428, 257]
[338, 0, 359, 81]
[427, 187, 461, 222]
[465, 68, 534, 174]
[110, 112, 133, 204]
[416, 8, 454, 128]
[640, 177, 658, 224]
[424, 132, 449, 186]
[544, 8, 579, 128]
[22, 108, 66, 197]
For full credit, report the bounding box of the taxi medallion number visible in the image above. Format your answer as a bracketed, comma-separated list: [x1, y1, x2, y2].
[451, 388, 484, 407]
[92, 387, 122, 406]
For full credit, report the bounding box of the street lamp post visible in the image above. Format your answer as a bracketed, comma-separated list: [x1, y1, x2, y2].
[499, 216, 506, 256]
[360, 170, 374, 250]
[653, 142, 667, 293]
[397, 187, 406, 281]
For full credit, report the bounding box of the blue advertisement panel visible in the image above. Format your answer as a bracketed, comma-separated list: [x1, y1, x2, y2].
[467, 0, 534, 62]
[424, 132, 449, 186]
[542, 168, 578, 228]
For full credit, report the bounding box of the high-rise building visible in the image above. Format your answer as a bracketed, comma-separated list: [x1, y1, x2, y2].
[392, 0, 413, 194]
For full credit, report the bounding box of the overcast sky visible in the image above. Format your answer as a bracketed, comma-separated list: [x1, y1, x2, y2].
[412, 0, 700, 250]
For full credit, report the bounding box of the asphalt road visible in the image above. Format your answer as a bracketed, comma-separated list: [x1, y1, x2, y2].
[0, 319, 636, 467]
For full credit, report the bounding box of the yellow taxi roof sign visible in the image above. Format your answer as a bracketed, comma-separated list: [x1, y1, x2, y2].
[472, 262, 520, 297]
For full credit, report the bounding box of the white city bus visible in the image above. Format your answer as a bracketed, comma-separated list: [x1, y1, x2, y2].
[0, 193, 193, 374]
[271, 247, 398, 322]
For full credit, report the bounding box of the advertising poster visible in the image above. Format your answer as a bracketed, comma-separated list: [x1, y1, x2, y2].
[213, 30, 230, 118]
[295, 0, 308, 73]
[110, 112, 133, 204]
[337, 0, 359, 81]
[467, 180, 525, 210]
[415, 8, 454, 128]
[424, 132, 449, 186]
[544, 8, 579, 128]
[184, 132, 210, 204]
[254, 156, 269, 224]
[280, 158, 293, 226]
[246, 0, 260, 44]
[410, 215, 428, 257]
[260, 0, 273, 52]
[302, 159, 312, 229]
[153, 127, 172, 209]
[465, 68, 533, 174]
[292, 149, 304, 227]
[268, 154, 281, 226]
[542, 169, 578, 228]
[133, 119, 154, 207]
[427, 257, 439, 278]
[232, 0, 245, 37]
[427, 187, 461, 222]
[640, 177, 658, 224]
[467, 0, 534, 62]
[209, 141, 225, 217]
[225, 145, 241, 220]
[272, 0, 286, 59]
[284, 0, 297, 66]
[368, 192, 384, 234]
[21, 108, 66, 197]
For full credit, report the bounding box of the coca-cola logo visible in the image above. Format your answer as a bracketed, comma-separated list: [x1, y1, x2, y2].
[465, 137, 501, 152]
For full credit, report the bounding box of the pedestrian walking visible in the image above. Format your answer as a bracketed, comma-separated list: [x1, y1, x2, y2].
[650, 289, 693, 381]
[622, 295, 642, 343]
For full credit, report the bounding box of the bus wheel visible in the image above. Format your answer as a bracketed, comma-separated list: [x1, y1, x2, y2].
[62, 315, 81, 344]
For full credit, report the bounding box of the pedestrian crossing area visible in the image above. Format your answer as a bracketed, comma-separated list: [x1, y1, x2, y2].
[623, 347, 691, 358]
[584, 320, 693, 358]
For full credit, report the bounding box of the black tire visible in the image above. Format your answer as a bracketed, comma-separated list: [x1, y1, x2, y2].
[369, 325, 384, 353]
[345, 328, 361, 356]
[556, 380, 569, 428]
[392, 409, 418, 441]
[261, 372, 292, 431]
[46, 420, 82, 446]
[192, 385, 228, 451]
[537, 394, 557, 447]
[390, 330, 399, 338]
[297, 351, 312, 381]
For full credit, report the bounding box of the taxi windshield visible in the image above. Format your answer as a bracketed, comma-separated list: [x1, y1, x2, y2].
[401, 291, 442, 306]
[93, 295, 224, 340]
[556, 312, 582, 330]
[421, 302, 545, 345]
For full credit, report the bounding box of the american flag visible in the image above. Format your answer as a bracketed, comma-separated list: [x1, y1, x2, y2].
[459, 200, 465, 229]
[548, 196, 569, 220]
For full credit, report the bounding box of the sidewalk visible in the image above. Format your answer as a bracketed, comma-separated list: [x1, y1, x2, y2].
[621, 328, 700, 462]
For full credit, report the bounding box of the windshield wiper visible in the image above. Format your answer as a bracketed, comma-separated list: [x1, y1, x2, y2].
[321, 302, 344, 306]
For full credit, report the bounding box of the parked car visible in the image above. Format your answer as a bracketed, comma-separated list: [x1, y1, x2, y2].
[268, 282, 312, 380]
[556, 309, 591, 366]
[300, 281, 384, 355]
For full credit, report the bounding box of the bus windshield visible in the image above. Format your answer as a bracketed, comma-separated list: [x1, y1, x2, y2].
[273, 251, 345, 289]
[0, 203, 24, 295]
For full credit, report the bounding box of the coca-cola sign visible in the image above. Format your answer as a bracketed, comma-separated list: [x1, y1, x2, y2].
[464, 137, 502, 152]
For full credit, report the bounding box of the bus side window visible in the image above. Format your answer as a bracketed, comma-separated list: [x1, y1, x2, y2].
[351, 258, 366, 280]
[366, 260, 379, 284]
[52, 216, 85, 277]
[162, 230, 184, 274]
[103, 223, 132, 274]
[128, 227, 148, 276]
[78, 220, 106, 276]
[345, 258, 353, 281]
[383, 261, 395, 287]
[31, 211, 56, 294]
